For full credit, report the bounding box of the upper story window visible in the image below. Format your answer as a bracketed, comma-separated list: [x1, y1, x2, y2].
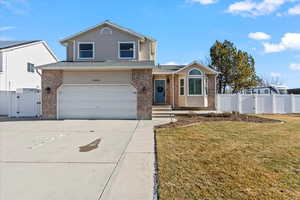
[119, 42, 135, 59]
[78, 42, 94, 59]
[27, 63, 35, 73]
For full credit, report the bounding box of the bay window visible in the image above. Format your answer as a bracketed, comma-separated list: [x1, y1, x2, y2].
[188, 69, 204, 96]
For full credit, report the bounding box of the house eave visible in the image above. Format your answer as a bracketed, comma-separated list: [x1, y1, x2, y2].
[36, 61, 155, 70]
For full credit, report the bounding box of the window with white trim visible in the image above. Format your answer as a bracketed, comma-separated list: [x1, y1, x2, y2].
[180, 79, 185, 95]
[188, 69, 203, 96]
[205, 77, 208, 95]
[119, 42, 135, 59]
[27, 63, 35, 73]
[78, 43, 94, 59]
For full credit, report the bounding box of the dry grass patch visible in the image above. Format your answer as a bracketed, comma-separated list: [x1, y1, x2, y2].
[155, 115, 300, 200]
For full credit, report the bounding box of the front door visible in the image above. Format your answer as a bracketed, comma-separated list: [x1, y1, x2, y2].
[155, 80, 166, 104]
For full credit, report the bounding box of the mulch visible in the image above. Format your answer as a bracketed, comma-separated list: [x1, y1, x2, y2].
[155, 113, 283, 129]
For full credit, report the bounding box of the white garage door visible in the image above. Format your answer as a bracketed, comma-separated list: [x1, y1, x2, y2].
[58, 85, 137, 119]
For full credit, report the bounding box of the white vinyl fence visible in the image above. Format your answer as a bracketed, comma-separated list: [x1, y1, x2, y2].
[0, 89, 41, 117]
[217, 94, 300, 114]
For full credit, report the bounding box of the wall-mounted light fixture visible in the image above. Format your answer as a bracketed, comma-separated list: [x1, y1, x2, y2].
[45, 87, 51, 94]
[142, 86, 147, 92]
[167, 78, 170, 84]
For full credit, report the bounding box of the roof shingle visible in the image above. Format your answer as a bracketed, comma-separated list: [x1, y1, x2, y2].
[0, 40, 40, 50]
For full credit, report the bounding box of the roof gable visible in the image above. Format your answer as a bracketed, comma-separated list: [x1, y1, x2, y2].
[60, 20, 155, 44]
[175, 61, 219, 74]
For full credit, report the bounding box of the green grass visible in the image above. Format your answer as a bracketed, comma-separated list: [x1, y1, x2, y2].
[156, 115, 300, 200]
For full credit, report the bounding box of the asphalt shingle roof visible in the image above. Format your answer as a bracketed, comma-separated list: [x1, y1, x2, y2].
[153, 65, 186, 73]
[0, 40, 40, 50]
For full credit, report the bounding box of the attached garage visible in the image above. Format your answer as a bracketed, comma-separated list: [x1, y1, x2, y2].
[57, 84, 137, 119]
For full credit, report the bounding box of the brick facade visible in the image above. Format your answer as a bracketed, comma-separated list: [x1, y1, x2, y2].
[42, 70, 63, 119]
[132, 69, 153, 120]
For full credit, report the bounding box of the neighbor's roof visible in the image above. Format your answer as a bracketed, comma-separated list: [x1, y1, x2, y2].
[153, 61, 219, 74]
[60, 20, 156, 44]
[0, 40, 41, 50]
[0, 40, 59, 61]
[36, 60, 155, 70]
[153, 65, 186, 74]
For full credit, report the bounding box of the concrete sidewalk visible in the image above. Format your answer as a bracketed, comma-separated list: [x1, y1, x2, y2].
[100, 119, 170, 200]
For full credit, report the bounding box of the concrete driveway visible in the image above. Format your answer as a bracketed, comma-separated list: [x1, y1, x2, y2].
[0, 119, 164, 200]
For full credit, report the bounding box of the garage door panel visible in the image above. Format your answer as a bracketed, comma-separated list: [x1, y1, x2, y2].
[58, 85, 137, 119]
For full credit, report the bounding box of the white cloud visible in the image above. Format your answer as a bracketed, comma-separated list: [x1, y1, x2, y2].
[0, 26, 15, 31]
[0, 36, 12, 40]
[270, 72, 281, 78]
[263, 43, 285, 53]
[164, 61, 188, 65]
[263, 33, 300, 53]
[248, 32, 271, 40]
[164, 62, 180, 65]
[288, 4, 300, 14]
[0, 0, 29, 15]
[289, 63, 300, 70]
[187, 0, 218, 5]
[227, 0, 299, 17]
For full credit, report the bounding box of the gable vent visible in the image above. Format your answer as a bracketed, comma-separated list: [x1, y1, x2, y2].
[100, 27, 112, 35]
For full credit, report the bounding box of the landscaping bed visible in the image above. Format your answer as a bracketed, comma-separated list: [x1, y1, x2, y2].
[156, 112, 282, 129]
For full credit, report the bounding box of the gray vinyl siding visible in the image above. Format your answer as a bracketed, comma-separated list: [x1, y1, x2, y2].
[65, 25, 155, 62]
[66, 41, 74, 61]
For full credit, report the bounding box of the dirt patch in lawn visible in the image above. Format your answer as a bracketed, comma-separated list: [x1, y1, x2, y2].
[156, 113, 282, 129]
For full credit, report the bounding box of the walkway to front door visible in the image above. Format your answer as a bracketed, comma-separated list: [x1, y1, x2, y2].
[154, 80, 166, 104]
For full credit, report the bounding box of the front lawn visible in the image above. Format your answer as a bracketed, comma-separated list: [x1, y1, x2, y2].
[155, 115, 300, 200]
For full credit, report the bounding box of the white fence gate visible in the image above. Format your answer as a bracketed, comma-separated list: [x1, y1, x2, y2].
[217, 94, 300, 114]
[0, 89, 41, 117]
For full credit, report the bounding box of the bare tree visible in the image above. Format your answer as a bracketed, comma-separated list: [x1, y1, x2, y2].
[258, 75, 284, 87]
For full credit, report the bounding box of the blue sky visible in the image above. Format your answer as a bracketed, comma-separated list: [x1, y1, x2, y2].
[1, 0, 300, 88]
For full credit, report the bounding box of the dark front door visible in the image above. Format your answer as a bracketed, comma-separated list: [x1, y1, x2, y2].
[155, 80, 166, 104]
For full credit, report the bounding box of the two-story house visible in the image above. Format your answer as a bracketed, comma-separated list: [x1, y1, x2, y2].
[37, 20, 218, 120]
[0, 40, 58, 91]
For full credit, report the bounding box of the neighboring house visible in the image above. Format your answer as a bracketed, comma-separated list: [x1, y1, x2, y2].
[0, 40, 58, 91]
[37, 20, 217, 120]
[288, 88, 300, 94]
[243, 85, 288, 95]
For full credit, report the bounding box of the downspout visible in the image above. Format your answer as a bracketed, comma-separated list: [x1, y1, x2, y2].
[172, 73, 175, 108]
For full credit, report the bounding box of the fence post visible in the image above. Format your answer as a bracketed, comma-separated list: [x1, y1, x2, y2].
[253, 94, 258, 114]
[272, 94, 276, 114]
[8, 91, 12, 117]
[216, 94, 220, 112]
[290, 94, 295, 113]
[237, 94, 242, 113]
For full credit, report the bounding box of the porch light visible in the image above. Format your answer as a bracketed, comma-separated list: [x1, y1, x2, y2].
[45, 87, 51, 94]
[142, 86, 147, 92]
